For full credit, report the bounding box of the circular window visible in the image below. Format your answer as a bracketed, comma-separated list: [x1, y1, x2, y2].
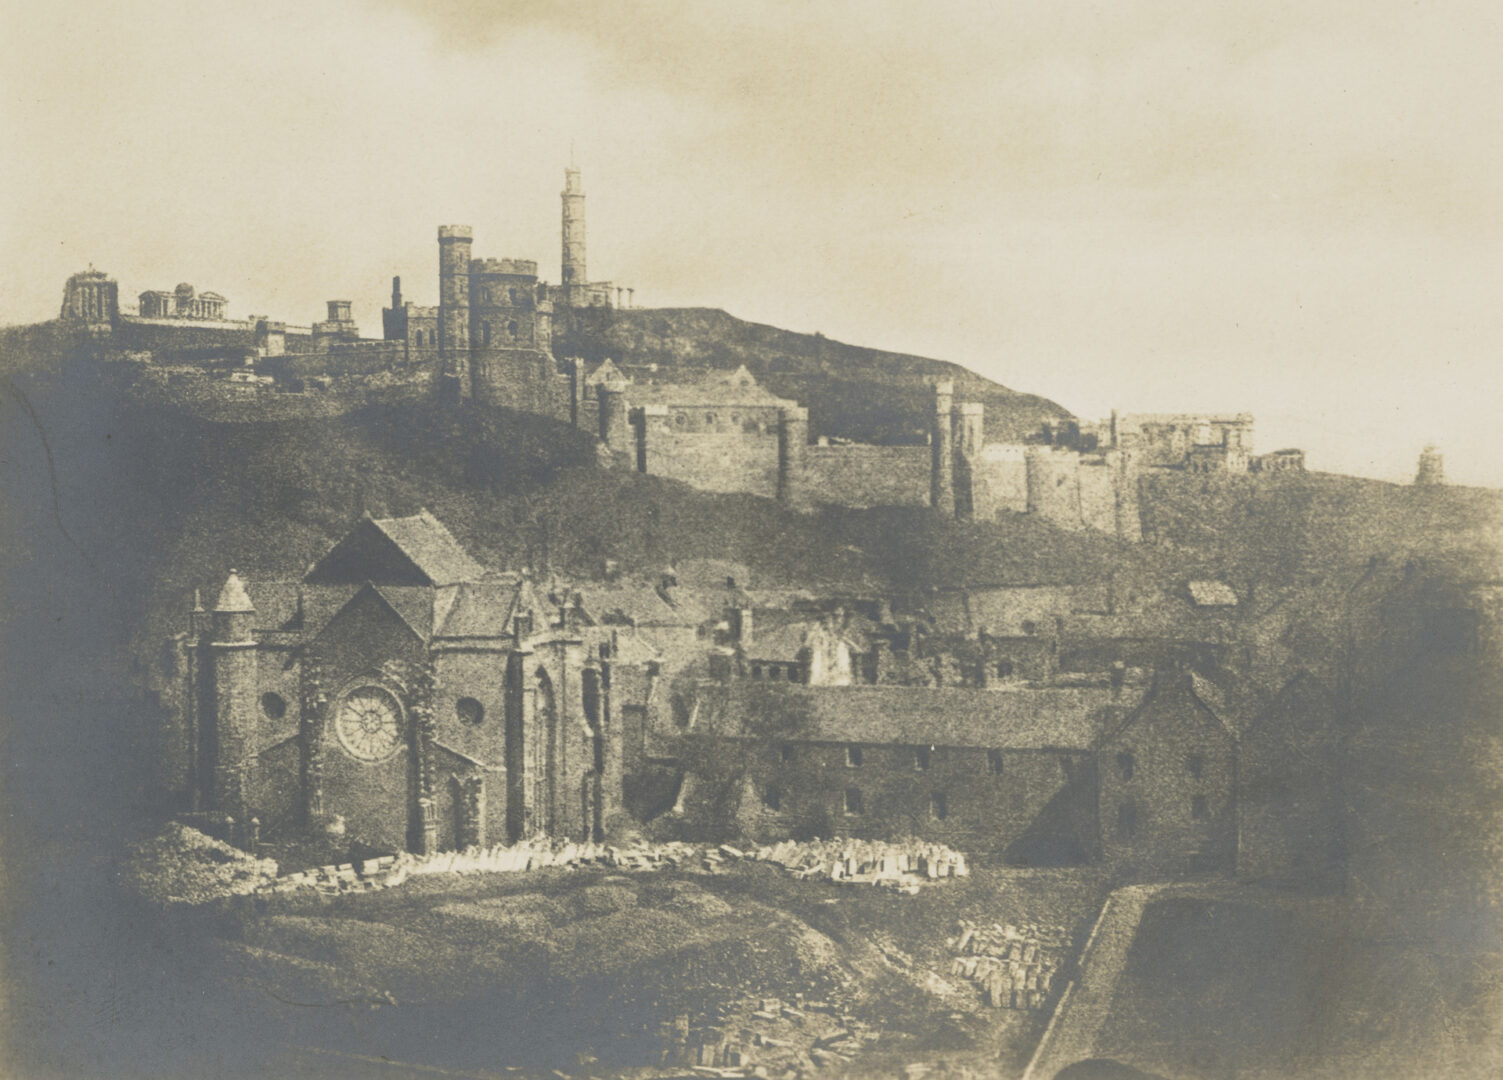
[260, 692, 287, 720]
[456, 697, 485, 725]
[334, 686, 405, 763]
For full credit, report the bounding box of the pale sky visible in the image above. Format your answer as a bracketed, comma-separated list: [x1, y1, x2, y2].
[4, 1, 1501, 486]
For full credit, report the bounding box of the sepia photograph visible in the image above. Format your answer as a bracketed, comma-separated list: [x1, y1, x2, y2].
[2, 2, 1501, 1078]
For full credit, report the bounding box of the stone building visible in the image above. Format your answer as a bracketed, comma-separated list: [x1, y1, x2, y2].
[184, 512, 630, 853]
[679, 679, 1145, 861]
[138, 282, 229, 321]
[381, 276, 439, 362]
[59, 268, 119, 330]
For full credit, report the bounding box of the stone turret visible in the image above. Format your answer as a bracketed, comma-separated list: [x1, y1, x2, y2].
[931, 380, 955, 515]
[777, 406, 810, 510]
[207, 571, 257, 838]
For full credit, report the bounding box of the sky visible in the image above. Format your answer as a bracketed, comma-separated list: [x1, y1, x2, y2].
[3, 0, 1502, 486]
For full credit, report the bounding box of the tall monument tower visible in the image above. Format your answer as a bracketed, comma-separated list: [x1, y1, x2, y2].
[561, 164, 586, 304]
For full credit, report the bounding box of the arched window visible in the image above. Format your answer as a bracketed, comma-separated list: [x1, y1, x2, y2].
[482, 324, 491, 346]
[508, 320, 518, 338]
[1115, 751, 1135, 781]
[508, 287, 518, 304]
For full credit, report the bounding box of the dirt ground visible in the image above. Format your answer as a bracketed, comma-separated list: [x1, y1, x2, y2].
[178, 858, 1113, 1078]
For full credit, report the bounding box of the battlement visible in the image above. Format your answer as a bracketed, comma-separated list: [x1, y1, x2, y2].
[438, 225, 473, 242]
[471, 258, 539, 278]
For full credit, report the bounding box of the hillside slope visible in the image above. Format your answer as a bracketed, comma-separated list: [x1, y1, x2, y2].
[556, 307, 1068, 443]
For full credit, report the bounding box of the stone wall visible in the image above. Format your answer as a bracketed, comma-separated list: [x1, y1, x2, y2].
[801, 445, 931, 508]
[641, 426, 783, 498]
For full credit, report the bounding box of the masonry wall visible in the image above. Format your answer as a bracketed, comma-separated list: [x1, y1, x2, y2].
[432, 649, 513, 847]
[1077, 460, 1119, 535]
[700, 738, 1096, 859]
[801, 445, 931, 508]
[971, 448, 1029, 517]
[472, 350, 571, 420]
[1098, 680, 1236, 876]
[641, 425, 782, 497]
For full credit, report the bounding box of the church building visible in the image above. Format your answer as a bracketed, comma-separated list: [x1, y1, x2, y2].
[185, 512, 621, 854]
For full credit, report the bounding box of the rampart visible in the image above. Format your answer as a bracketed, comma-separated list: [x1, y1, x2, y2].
[803, 444, 930, 508]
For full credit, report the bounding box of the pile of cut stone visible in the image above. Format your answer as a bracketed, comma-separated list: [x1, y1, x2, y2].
[749, 838, 968, 889]
[659, 993, 880, 1077]
[122, 823, 280, 906]
[947, 919, 1068, 1010]
[250, 836, 969, 902]
[260, 854, 400, 896]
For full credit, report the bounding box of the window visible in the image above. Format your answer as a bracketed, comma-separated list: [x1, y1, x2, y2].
[513, 613, 533, 638]
[768, 665, 781, 680]
[762, 785, 782, 812]
[260, 692, 287, 720]
[843, 787, 863, 815]
[1191, 795, 1210, 821]
[1117, 802, 1137, 840]
[675, 412, 688, 428]
[507, 319, 518, 338]
[456, 697, 484, 725]
[1020, 620, 1038, 636]
[705, 413, 715, 425]
[751, 664, 763, 679]
[482, 323, 492, 346]
[987, 749, 1004, 776]
[846, 745, 863, 768]
[995, 660, 1014, 678]
[930, 792, 948, 820]
[1186, 753, 1205, 780]
[913, 746, 930, 771]
[508, 287, 518, 303]
[780, 743, 795, 764]
[1115, 751, 1135, 781]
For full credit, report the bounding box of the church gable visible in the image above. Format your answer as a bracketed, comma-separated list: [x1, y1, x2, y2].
[306, 584, 427, 681]
[304, 512, 484, 587]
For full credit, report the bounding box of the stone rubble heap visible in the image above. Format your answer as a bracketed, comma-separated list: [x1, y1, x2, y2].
[251, 836, 969, 902]
[946, 919, 1068, 1011]
[749, 838, 968, 888]
[659, 993, 881, 1078]
[122, 823, 280, 906]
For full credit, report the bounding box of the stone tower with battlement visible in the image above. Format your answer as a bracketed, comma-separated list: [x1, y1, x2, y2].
[1415, 444, 1445, 486]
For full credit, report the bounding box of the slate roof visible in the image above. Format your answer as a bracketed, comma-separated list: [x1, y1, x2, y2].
[369, 511, 485, 586]
[435, 580, 530, 638]
[696, 683, 1145, 751]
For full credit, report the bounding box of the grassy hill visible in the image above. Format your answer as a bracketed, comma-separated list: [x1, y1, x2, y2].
[556, 306, 1069, 443]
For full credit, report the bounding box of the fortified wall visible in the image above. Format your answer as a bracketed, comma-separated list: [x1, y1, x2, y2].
[591, 366, 1152, 539]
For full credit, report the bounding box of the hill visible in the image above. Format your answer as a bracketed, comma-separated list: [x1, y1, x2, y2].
[556, 306, 1069, 443]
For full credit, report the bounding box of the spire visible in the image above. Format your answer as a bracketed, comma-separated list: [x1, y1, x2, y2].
[215, 570, 255, 613]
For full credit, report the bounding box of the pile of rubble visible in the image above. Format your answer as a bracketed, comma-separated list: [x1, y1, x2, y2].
[659, 993, 880, 1077]
[122, 823, 280, 906]
[946, 919, 1067, 1011]
[247, 836, 970, 903]
[749, 838, 968, 888]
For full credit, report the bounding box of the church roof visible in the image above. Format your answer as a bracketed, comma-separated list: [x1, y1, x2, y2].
[304, 511, 485, 587]
[435, 579, 531, 638]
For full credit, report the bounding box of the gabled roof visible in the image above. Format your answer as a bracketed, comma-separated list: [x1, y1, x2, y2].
[696, 683, 1143, 751]
[435, 579, 533, 638]
[304, 511, 485, 587]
